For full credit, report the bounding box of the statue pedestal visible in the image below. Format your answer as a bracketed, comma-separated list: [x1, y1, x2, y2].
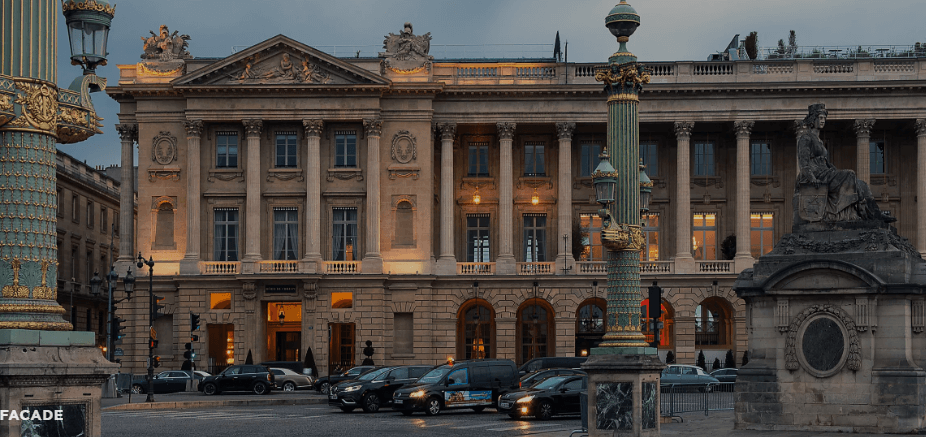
[583, 351, 664, 437]
[0, 329, 117, 437]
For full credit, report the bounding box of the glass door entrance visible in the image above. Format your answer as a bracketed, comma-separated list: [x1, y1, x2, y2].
[328, 323, 355, 374]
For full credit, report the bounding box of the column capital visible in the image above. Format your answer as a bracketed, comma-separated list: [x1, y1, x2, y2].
[853, 119, 876, 137]
[303, 119, 324, 137]
[916, 119, 926, 136]
[733, 120, 754, 138]
[363, 118, 383, 137]
[184, 119, 204, 138]
[435, 122, 456, 140]
[242, 119, 263, 137]
[496, 122, 517, 140]
[555, 122, 576, 140]
[115, 123, 138, 142]
[673, 121, 694, 139]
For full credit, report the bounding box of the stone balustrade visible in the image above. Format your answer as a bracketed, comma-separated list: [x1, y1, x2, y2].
[200, 261, 240, 275]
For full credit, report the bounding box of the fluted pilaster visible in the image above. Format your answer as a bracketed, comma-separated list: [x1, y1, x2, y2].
[733, 120, 755, 271]
[916, 119, 926, 255]
[436, 122, 457, 275]
[179, 120, 203, 274]
[362, 118, 384, 273]
[303, 120, 323, 273]
[242, 119, 263, 269]
[854, 119, 875, 184]
[496, 122, 516, 274]
[673, 122, 695, 272]
[556, 122, 576, 274]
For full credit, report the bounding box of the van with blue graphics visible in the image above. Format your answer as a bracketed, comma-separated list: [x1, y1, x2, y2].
[391, 359, 518, 416]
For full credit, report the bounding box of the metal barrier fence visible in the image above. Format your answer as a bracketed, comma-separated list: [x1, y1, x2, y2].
[660, 382, 735, 417]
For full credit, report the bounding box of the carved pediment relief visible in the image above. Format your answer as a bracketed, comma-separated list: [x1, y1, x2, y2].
[772, 268, 872, 292]
[173, 35, 390, 87]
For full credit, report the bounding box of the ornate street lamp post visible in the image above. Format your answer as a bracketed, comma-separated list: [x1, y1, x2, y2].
[583, 2, 663, 436]
[137, 253, 157, 402]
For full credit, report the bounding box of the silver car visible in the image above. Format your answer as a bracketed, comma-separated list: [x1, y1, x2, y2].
[270, 368, 315, 391]
[660, 364, 719, 387]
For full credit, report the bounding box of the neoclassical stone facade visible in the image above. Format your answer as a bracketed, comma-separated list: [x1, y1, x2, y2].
[107, 27, 926, 376]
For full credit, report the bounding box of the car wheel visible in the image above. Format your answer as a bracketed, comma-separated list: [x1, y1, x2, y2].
[131, 384, 144, 394]
[339, 406, 354, 413]
[202, 383, 218, 396]
[400, 410, 414, 416]
[282, 381, 296, 392]
[319, 382, 331, 395]
[535, 400, 553, 420]
[252, 382, 269, 395]
[471, 406, 486, 413]
[361, 392, 380, 413]
[425, 396, 442, 416]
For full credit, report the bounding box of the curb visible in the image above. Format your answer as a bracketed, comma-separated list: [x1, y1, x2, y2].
[104, 397, 327, 410]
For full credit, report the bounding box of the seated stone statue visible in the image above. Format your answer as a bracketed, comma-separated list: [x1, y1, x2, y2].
[794, 103, 894, 225]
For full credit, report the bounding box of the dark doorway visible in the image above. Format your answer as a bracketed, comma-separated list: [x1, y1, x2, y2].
[328, 323, 355, 375]
[275, 331, 301, 361]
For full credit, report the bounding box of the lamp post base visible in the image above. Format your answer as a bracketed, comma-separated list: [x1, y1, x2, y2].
[582, 353, 665, 437]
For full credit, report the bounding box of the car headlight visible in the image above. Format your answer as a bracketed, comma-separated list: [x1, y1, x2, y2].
[410, 390, 426, 398]
[343, 385, 360, 392]
[516, 395, 534, 404]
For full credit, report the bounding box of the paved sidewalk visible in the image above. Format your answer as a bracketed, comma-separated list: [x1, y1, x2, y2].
[102, 390, 327, 410]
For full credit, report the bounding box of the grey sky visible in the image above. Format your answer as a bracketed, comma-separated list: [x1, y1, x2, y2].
[54, 0, 924, 168]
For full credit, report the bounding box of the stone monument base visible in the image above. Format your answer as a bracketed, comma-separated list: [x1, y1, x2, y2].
[583, 352, 664, 437]
[0, 329, 117, 437]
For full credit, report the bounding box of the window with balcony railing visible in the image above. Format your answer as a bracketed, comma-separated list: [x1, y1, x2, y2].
[524, 142, 545, 176]
[466, 214, 490, 262]
[579, 214, 603, 261]
[214, 208, 239, 262]
[273, 208, 298, 260]
[750, 212, 774, 258]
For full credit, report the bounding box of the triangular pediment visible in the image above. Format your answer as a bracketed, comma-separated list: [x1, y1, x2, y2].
[173, 35, 390, 87]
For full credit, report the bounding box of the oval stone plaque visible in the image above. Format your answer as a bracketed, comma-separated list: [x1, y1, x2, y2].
[801, 317, 844, 373]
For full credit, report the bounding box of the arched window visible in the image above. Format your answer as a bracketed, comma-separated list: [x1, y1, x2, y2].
[695, 297, 733, 347]
[154, 201, 176, 249]
[457, 299, 495, 360]
[517, 299, 555, 365]
[575, 298, 606, 357]
[394, 201, 414, 246]
[641, 298, 674, 347]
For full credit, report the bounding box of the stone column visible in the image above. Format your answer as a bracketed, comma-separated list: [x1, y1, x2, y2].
[917, 119, 926, 255]
[496, 122, 517, 275]
[733, 121, 755, 272]
[241, 119, 263, 272]
[436, 123, 457, 275]
[361, 118, 384, 273]
[180, 120, 203, 275]
[556, 122, 576, 275]
[854, 119, 875, 185]
[302, 120, 323, 273]
[673, 122, 695, 273]
[116, 123, 138, 273]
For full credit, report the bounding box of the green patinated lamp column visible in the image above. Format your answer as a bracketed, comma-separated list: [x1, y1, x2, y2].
[584, 2, 663, 436]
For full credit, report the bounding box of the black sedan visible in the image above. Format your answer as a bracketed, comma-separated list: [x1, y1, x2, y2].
[498, 375, 586, 420]
[710, 368, 738, 383]
[130, 370, 211, 394]
[328, 365, 432, 413]
[518, 368, 586, 389]
[314, 366, 378, 394]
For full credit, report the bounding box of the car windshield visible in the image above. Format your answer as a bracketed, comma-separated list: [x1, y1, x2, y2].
[418, 365, 451, 384]
[357, 368, 389, 381]
[532, 375, 569, 389]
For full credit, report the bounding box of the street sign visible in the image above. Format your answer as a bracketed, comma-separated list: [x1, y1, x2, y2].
[114, 348, 124, 356]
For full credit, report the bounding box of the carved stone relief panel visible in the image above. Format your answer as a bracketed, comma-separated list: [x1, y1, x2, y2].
[391, 130, 417, 164]
[151, 131, 178, 165]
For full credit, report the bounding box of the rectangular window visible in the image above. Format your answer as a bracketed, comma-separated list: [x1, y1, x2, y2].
[750, 212, 774, 257]
[332, 208, 358, 261]
[86, 201, 94, 229]
[394, 313, 414, 355]
[334, 131, 357, 168]
[692, 213, 717, 260]
[216, 132, 239, 168]
[641, 213, 660, 261]
[100, 206, 107, 234]
[580, 143, 601, 177]
[468, 142, 489, 176]
[466, 214, 491, 262]
[579, 214, 603, 261]
[640, 143, 658, 177]
[273, 208, 298, 260]
[98, 310, 105, 336]
[213, 208, 239, 261]
[85, 308, 91, 332]
[693, 142, 715, 176]
[86, 251, 93, 289]
[114, 212, 120, 236]
[751, 142, 772, 176]
[57, 190, 63, 218]
[275, 132, 298, 168]
[210, 292, 232, 310]
[523, 214, 547, 262]
[72, 195, 79, 223]
[331, 291, 353, 308]
[870, 140, 885, 174]
[524, 142, 545, 176]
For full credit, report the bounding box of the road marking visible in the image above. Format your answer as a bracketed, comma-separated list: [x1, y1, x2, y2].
[451, 422, 506, 429]
[486, 423, 567, 431]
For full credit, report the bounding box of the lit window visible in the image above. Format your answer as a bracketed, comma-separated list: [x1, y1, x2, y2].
[579, 214, 603, 261]
[750, 212, 774, 257]
[331, 292, 353, 309]
[275, 132, 298, 168]
[641, 213, 660, 261]
[334, 131, 357, 168]
[692, 213, 717, 260]
[210, 292, 231, 310]
[751, 142, 771, 175]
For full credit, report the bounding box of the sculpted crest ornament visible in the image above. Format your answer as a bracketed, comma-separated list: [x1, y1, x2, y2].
[381, 22, 433, 74]
[390, 131, 417, 164]
[141, 25, 192, 61]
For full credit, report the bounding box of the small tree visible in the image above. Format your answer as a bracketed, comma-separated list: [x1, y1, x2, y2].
[788, 30, 797, 56]
[696, 350, 707, 371]
[744, 31, 759, 60]
[712, 357, 722, 372]
[724, 349, 736, 368]
[572, 220, 587, 261]
[742, 350, 750, 366]
[665, 350, 676, 364]
[245, 349, 254, 365]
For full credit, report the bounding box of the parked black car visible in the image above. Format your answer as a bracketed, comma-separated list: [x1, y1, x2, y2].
[328, 365, 433, 413]
[315, 366, 377, 394]
[498, 374, 586, 420]
[518, 368, 586, 389]
[392, 359, 519, 416]
[131, 370, 211, 394]
[198, 365, 275, 395]
[710, 368, 738, 383]
[517, 357, 587, 376]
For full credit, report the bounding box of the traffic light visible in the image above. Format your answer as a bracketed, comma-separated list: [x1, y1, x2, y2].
[111, 315, 126, 343]
[190, 312, 201, 332]
[153, 356, 161, 368]
[648, 282, 662, 320]
[183, 342, 195, 360]
[152, 295, 165, 320]
[149, 339, 158, 349]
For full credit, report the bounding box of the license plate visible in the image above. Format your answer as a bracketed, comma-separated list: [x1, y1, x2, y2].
[500, 402, 511, 409]
[329, 394, 337, 400]
[394, 399, 403, 404]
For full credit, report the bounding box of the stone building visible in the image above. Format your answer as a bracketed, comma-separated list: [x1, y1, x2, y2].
[54, 150, 130, 350]
[107, 25, 926, 376]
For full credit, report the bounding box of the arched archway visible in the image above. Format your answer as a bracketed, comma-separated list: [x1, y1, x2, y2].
[575, 297, 606, 357]
[517, 298, 555, 365]
[456, 299, 495, 360]
[695, 297, 734, 348]
[641, 298, 674, 348]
